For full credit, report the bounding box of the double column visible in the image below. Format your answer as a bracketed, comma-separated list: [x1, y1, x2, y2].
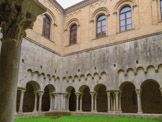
[107, 90, 121, 113]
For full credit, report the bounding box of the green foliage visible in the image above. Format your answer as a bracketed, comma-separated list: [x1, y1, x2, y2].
[14, 115, 161, 122]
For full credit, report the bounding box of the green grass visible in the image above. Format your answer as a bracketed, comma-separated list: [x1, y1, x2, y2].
[14, 115, 161, 122]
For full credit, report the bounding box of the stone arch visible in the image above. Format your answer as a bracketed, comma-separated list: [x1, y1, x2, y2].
[91, 7, 110, 20]
[42, 84, 55, 111]
[23, 81, 40, 112]
[66, 18, 80, 30]
[119, 82, 137, 113]
[141, 79, 162, 114]
[113, 0, 136, 33]
[79, 85, 91, 112]
[45, 9, 57, 25]
[94, 84, 107, 112]
[113, 0, 136, 13]
[66, 86, 76, 111]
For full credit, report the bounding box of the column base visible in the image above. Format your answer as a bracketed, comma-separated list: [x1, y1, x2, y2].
[18, 111, 23, 114]
[137, 112, 143, 114]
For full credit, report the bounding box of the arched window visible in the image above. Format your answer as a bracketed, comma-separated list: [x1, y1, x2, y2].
[160, 0, 162, 20]
[96, 15, 106, 38]
[120, 6, 132, 32]
[70, 24, 77, 45]
[42, 14, 51, 39]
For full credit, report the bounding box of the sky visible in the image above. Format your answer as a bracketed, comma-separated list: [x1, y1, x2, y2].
[56, 0, 84, 9]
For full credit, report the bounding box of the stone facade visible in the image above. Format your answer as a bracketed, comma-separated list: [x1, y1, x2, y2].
[2, 0, 161, 118]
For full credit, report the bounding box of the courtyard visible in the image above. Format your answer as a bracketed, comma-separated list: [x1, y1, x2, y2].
[14, 116, 161, 122]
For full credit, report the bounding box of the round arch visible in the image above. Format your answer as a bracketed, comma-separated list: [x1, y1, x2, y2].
[120, 81, 137, 113]
[94, 84, 107, 112]
[42, 84, 55, 111]
[141, 79, 162, 114]
[79, 85, 91, 112]
[23, 81, 40, 112]
[66, 86, 76, 111]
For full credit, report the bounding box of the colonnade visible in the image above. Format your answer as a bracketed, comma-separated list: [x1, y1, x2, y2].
[16, 80, 162, 114]
[64, 90, 143, 113]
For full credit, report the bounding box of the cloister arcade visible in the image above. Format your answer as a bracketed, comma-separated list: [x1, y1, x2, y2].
[16, 79, 162, 114]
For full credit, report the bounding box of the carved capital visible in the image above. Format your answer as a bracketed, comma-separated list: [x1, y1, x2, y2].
[0, 0, 46, 45]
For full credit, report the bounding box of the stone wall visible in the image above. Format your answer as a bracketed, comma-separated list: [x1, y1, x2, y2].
[17, 38, 62, 93]
[62, 33, 162, 92]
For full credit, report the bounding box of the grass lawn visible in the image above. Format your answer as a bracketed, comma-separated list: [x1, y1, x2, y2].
[14, 115, 162, 122]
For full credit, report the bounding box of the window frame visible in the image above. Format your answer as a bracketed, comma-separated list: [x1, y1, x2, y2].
[119, 6, 132, 32]
[42, 14, 51, 40]
[69, 24, 77, 45]
[96, 15, 106, 38]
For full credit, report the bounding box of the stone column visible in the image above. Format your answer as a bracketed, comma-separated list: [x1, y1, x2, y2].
[75, 92, 80, 112]
[136, 89, 142, 113]
[79, 94, 83, 112]
[107, 91, 111, 113]
[49, 93, 53, 112]
[114, 91, 119, 113]
[67, 94, 70, 111]
[33, 92, 38, 112]
[38, 91, 44, 112]
[94, 93, 98, 112]
[18, 89, 25, 113]
[118, 91, 122, 113]
[0, 1, 45, 122]
[54, 93, 58, 111]
[63, 93, 67, 111]
[90, 92, 95, 112]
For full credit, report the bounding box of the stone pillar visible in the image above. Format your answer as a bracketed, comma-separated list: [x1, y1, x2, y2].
[33, 92, 38, 112]
[38, 91, 44, 112]
[107, 91, 111, 113]
[136, 89, 142, 113]
[0, 1, 45, 122]
[114, 91, 119, 113]
[94, 93, 97, 112]
[54, 93, 58, 111]
[75, 92, 80, 112]
[66, 94, 70, 111]
[79, 94, 83, 112]
[118, 91, 122, 113]
[90, 92, 95, 112]
[18, 89, 25, 113]
[49, 93, 53, 112]
[63, 93, 67, 111]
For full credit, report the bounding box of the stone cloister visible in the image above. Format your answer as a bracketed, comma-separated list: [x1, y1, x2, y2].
[15, 79, 162, 115]
[0, 0, 162, 122]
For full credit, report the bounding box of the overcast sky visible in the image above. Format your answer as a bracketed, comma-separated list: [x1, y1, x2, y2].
[56, 0, 84, 9]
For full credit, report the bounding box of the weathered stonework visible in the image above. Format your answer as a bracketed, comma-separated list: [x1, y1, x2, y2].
[1, 0, 162, 120]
